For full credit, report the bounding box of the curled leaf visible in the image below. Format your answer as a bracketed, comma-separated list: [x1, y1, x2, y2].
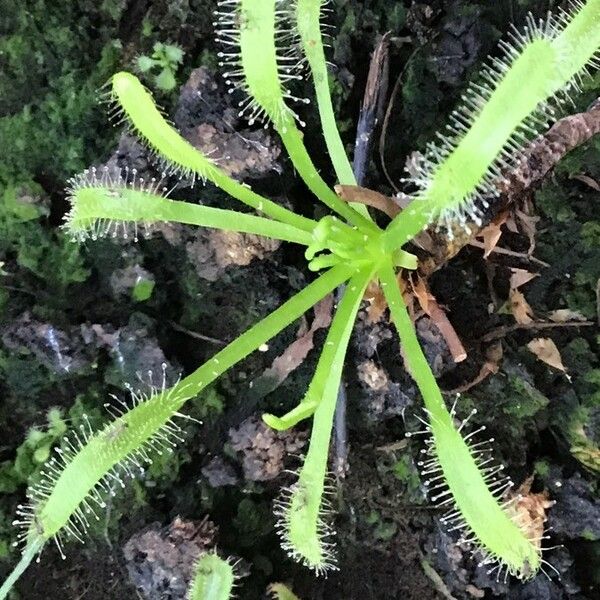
[509, 268, 539, 291]
[527, 337, 566, 372]
[510, 290, 535, 324]
[476, 210, 508, 257]
[506, 477, 555, 555]
[548, 309, 588, 323]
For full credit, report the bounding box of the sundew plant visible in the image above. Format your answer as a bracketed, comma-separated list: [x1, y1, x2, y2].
[2, 0, 599, 596]
[188, 552, 236, 600]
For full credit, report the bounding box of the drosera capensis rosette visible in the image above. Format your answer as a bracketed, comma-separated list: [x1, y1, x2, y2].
[1, 0, 599, 595]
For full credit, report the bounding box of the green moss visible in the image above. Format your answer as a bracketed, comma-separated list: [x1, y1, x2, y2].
[554, 136, 600, 178]
[365, 510, 397, 542]
[533, 459, 551, 478]
[0, 184, 46, 251]
[473, 362, 550, 466]
[0, 514, 14, 560]
[582, 529, 599, 542]
[392, 453, 421, 496]
[0, 185, 90, 307]
[401, 55, 444, 149]
[549, 342, 600, 472]
[504, 375, 550, 419]
[532, 141, 600, 320]
[0, 0, 124, 184]
[581, 221, 600, 250]
[232, 499, 274, 548]
[535, 180, 577, 223]
[0, 351, 55, 402]
[197, 48, 219, 70]
[101, 0, 128, 21]
[18, 232, 89, 292]
[132, 278, 155, 302]
[564, 338, 597, 375]
[0, 400, 98, 498]
[189, 386, 225, 420]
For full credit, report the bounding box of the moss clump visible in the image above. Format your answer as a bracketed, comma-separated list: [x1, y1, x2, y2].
[0, 4, 123, 184]
[504, 375, 550, 419]
[531, 137, 600, 320]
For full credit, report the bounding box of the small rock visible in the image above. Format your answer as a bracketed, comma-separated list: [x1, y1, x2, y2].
[186, 229, 281, 281]
[175, 67, 282, 180]
[547, 466, 600, 540]
[358, 360, 389, 392]
[428, 8, 483, 86]
[229, 415, 307, 481]
[82, 314, 179, 391]
[124, 516, 218, 600]
[201, 455, 239, 487]
[1, 312, 89, 374]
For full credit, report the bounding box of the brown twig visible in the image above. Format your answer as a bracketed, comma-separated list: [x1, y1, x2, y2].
[168, 321, 226, 346]
[353, 32, 391, 185]
[467, 240, 550, 267]
[407, 274, 467, 363]
[334, 34, 393, 481]
[419, 97, 600, 276]
[425, 294, 467, 363]
[335, 184, 401, 218]
[481, 320, 595, 343]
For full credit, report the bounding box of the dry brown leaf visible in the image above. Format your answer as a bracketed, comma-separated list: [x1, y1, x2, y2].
[411, 228, 437, 253]
[399, 276, 417, 321]
[505, 213, 519, 233]
[507, 477, 555, 558]
[527, 337, 566, 371]
[476, 211, 508, 258]
[445, 342, 502, 393]
[478, 222, 503, 258]
[548, 308, 588, 323]
[515, 207, 540, 255]
[364, 280, 387, 324]
[508, 269, 538, 325]
[509, 289, 535, 324]
[509, 268, 539, 290]
[411, 275, 431, 315]
[572, 173, 600, 191]
[527, 337, 567, 372]
[335, 184, 401, 218]
[260, 295, 333, 386]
